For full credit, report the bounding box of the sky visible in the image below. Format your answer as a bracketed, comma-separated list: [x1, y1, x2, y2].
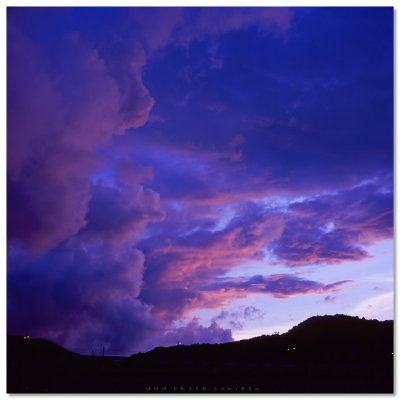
[7, 7, 393, 356]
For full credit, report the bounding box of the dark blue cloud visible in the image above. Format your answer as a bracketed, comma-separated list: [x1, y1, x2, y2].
[118, 7, 392, 198]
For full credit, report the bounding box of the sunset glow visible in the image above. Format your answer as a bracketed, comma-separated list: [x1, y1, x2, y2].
[7, 7, 393, 356]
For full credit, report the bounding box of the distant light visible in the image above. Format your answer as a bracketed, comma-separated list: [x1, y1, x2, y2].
[23, 336, 30, 340]
[287, 348, 290, 351]
[292, 347, 296, 350]
[391, 352, 394, 355]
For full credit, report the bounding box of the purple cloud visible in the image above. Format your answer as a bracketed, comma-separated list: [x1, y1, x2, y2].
[324, 295, 337, 303]
[273, 180, 393, 266]
[138, 180, 390, 320]
[138, 203, 284, 320]
[131, 7, 293, 55]
[244, 306, 265, 320]
[199, 274, 353, 300]
[159, 318, 233, 347]
[7, 14, 154, 256]
[7, 230, 232, 354]
[210, 306, 264, 330]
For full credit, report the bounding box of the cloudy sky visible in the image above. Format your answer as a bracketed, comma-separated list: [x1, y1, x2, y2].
[7, 7, 393, 356]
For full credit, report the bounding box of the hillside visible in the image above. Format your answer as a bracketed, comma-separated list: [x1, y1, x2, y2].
[131, 314, 393, 364]
[7, 314, 393, 393]
[8, 335, 79, 361]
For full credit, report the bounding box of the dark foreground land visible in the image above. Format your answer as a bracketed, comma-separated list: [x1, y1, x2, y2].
[7, 315, 393, 393]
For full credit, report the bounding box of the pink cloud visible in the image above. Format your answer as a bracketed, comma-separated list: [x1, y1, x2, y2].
[195, 275, 353, 307]
[7, 15, 169, 354]
[158, 275, 354, 318]
[7, 20, 155, 256]
[151, 212, 284, 289]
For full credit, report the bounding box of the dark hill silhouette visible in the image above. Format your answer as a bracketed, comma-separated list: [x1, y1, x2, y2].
[8, 335, 79, 362]
[7, 314, 393, 393]
[132, 314, 393, 365]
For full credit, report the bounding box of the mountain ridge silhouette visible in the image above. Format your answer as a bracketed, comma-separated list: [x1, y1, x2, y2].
[131, 314, 393, 365]
[7, 314, 393, 393]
